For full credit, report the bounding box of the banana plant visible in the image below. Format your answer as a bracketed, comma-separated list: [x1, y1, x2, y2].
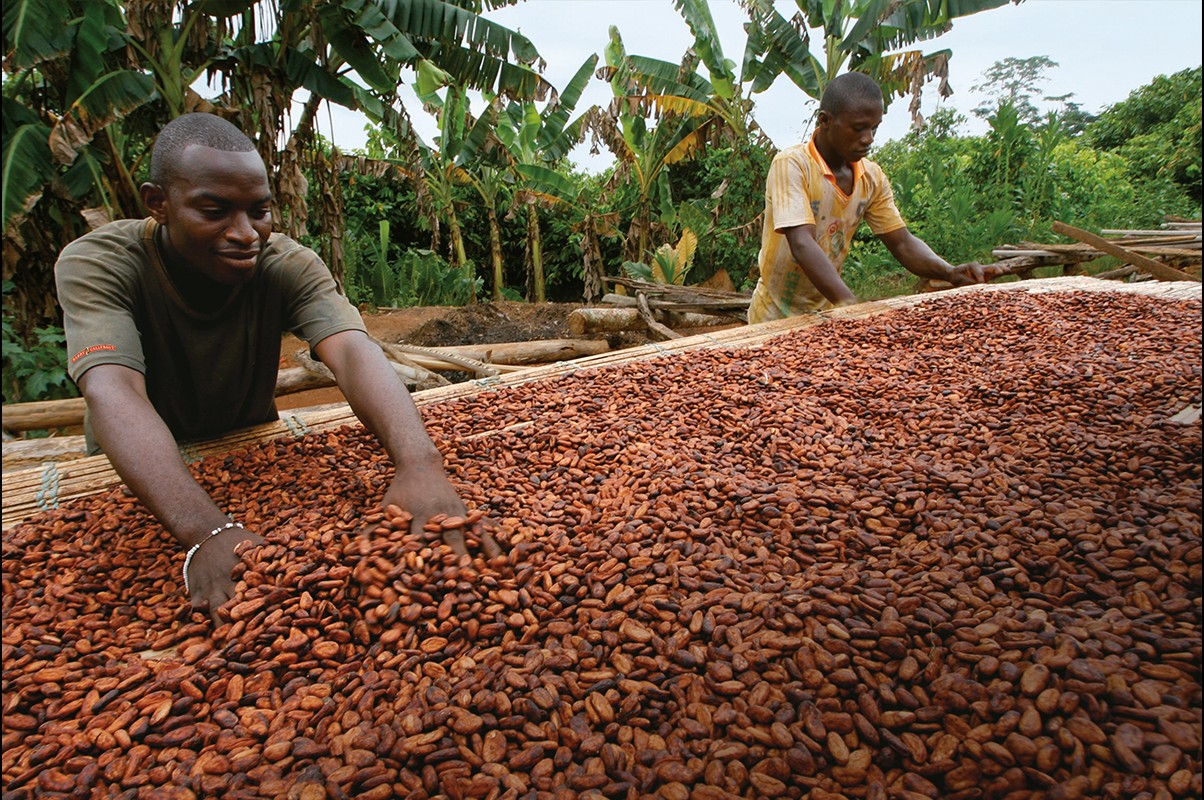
[4, 0, 554, 334]
[493, 54, 599, 302]
[410, 79, 517, 304]
[513, 162, 620, 303]
[622, 227, 699, 285]
[594, 26, 721, 264]
[738, 0, 1023, 126]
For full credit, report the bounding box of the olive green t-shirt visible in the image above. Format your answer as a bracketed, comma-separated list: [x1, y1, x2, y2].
[55, 218, 365, 449]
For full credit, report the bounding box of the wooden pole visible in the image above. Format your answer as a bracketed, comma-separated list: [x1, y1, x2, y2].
[637, 292, 682, 341]
[1, 397, 87, 432]
[1052, 221, 1199, 283]
[2, 339, 612, 433]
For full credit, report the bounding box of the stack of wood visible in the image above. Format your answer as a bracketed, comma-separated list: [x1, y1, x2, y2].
[569, 277, 752, 341]
[990, 219, 1201, 282]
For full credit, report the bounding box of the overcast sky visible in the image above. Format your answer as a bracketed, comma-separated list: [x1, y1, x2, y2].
[316, 0, 1204, 171]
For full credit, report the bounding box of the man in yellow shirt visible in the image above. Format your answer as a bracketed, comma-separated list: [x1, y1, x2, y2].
[748, 73, 1002, 324]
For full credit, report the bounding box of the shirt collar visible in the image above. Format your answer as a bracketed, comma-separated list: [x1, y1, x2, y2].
[808, 136, 863, 189]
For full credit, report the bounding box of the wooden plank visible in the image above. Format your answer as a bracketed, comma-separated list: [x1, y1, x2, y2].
[1101, 228, 1200, 236]
[2, 397, 87, 432]
[1092, 265, 1138, 281]
[433, 339, 610, 366]
[1051, 222, 1199, 283]
[600, 293, 749, 314]
[637, 292, 683, 341]
[2, 435, 88, 472]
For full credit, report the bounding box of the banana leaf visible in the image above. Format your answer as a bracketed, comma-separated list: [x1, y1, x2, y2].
[3, 0, 72, 70]
[672, 0, 736, 97]
[2, 123, 55, 231]
[49, 70, 156, 166]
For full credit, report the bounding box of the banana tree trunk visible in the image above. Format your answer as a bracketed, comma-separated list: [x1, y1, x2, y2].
[447, 207, 475, 305]
[582, 225, 605, 303]
[527, 203, 546, 303]
[488, 205, 505, 302]
[630, 194, 651, 263]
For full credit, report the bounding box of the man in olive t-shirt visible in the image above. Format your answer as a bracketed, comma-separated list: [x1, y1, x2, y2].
[54, 113, 499, 623]
[58, 217, 365, 449]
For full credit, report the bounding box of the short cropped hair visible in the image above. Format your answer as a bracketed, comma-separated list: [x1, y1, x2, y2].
[148, 113, 258, 186]
[820, 73, 884, 117]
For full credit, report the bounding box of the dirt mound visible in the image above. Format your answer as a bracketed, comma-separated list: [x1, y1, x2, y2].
[403, 301, 583, 347]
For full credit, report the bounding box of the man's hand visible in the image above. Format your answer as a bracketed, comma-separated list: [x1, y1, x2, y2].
[381, 464, 503, 558]
[947, 261, 1007, 286]
[186, 526, 265, 624]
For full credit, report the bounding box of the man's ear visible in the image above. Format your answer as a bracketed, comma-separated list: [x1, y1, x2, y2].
[140, 182, 167, 223]
[816, 109, 831, 129]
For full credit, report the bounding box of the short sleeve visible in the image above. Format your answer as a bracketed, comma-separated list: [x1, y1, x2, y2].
[270, 239, 366, 347]
[767, 151, 815, 232]
[55, 226, 148, 383]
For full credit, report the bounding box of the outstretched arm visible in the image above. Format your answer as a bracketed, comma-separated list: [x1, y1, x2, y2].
[314, 330, 500, 556]
[879, 227, 1005, 285]
[784, 224, 858, 307]
[78, 364, 263, 620]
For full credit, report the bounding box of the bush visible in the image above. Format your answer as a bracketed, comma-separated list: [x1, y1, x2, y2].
[2, 318, 77, 405]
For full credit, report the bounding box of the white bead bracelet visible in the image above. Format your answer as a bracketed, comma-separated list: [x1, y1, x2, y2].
[182, 520, 240, 594]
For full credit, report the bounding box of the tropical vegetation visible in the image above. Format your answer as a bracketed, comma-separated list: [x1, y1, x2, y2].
[3, 0, 1201, 405]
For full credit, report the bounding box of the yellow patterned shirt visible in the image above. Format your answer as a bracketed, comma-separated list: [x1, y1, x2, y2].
[748, 138, 906, 324]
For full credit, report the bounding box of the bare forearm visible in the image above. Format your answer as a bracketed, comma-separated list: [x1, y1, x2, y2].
[885, 231, 954, 281]
[329, 340, 443, 471]
[87, 391, 228, 547]
[786, 228, 857, 306]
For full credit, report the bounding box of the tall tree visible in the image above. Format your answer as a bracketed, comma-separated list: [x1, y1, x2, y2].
[970, 55, 1058, 123]
[412, 79, 519, 303]
[594, 27, 722, 263]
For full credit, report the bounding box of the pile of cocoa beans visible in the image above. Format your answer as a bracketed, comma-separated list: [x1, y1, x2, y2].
[3, 290, 1200, 800]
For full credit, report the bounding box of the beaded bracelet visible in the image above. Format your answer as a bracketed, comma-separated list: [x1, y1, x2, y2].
[182, 520, 240, 594]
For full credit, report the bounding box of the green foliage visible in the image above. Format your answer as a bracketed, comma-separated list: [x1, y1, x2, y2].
[622, 228, 698, 285]
[1085, 67, 1202, 203]
[741, 0, 1022, 120]
[364, 219, 398, 307]
[396, 250, 482, 307]
[343, 230, 480, 308]
[318, 62, 1201, 311]
[667, 142, 770, 290]
[2, 289, 77, 403]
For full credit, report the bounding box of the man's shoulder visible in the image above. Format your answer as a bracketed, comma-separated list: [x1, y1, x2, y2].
[57, 218, 153, 280]
[859, 157, 891, 183]
[260, 232, 322, 271]
[61, 217, 149, 254]
[775, 142, 812, 163]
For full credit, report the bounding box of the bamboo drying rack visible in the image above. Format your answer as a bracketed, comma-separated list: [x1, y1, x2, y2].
[4, 277, 1200, 531]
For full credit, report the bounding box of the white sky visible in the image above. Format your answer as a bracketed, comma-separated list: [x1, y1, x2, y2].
[314, 0, 1204, 172]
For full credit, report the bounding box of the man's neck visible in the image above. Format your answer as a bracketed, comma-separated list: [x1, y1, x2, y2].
[156, 228, 234, 313]
[813, 134, 849, 175]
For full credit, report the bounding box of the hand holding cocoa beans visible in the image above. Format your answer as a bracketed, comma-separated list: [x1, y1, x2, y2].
[186, 525, 265, 625]
[381, 467, 504, 558]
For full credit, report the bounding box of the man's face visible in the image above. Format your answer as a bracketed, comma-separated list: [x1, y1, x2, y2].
[146, 144, 273, 286]
[820, 98, 884, 164]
